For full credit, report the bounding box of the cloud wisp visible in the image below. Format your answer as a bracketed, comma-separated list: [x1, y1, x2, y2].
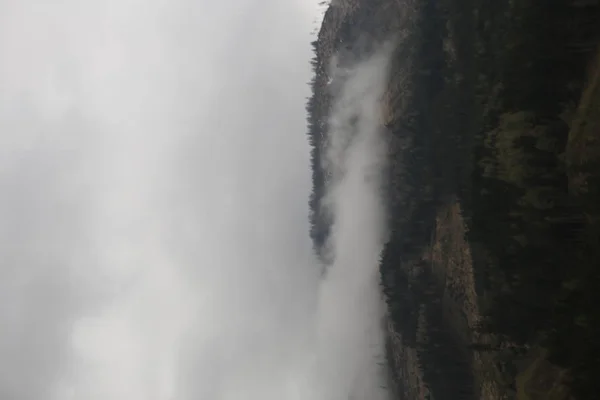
[305, 44, 394, 400]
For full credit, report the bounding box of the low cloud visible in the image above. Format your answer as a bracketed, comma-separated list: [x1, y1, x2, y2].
[308, 42, 394, 400]
[0, 1, 393, 399]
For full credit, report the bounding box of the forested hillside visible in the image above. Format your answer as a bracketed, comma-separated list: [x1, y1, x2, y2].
[307, 0, 600, 399]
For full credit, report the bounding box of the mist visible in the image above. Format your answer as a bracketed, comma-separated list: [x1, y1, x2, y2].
[306, 45, 394, 400]
[0, 1, 393, 399]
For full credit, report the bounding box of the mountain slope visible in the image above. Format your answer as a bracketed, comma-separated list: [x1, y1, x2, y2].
[307, 0, 600, 399]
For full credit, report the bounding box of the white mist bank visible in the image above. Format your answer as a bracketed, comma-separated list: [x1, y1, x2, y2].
[308, 45, 394, 400]
[0, 1, 394, 399]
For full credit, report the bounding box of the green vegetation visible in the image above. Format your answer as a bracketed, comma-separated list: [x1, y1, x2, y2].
[308, 0, 600, 398]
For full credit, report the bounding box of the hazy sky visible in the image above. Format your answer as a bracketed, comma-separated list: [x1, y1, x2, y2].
[0, 1, 391, 399]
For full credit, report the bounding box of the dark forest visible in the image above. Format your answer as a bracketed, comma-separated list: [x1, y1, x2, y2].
[307, 0, 600, 398]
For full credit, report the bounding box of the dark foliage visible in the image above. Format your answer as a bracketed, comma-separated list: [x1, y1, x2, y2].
[307, 0, 600, 398]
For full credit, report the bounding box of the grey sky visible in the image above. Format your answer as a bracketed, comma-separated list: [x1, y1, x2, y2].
[0, 1, 392, 399]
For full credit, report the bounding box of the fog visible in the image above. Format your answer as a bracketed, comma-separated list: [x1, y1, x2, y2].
[0, 1, 392, 399]
[308, 45, 394, 400]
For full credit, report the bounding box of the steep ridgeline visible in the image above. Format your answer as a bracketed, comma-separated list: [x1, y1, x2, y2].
[306, 1, 476, 399]
[307, 0, 455, 272]
[307, 0, 419, 261]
